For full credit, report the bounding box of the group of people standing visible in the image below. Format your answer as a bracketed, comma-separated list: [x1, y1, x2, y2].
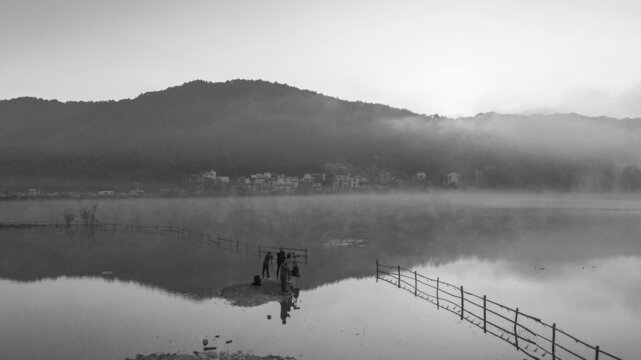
[262, 248, 300, 292]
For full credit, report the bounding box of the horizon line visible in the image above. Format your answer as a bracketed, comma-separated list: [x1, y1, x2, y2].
[2, 78, 640, 121]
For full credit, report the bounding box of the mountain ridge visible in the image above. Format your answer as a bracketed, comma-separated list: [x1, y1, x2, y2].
[1, 79, 640, 191]
[4, 79, 640, 122]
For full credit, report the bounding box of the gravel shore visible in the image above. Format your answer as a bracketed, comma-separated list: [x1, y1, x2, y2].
[129, 351, 295, 360]
[129, 280, 297, 360]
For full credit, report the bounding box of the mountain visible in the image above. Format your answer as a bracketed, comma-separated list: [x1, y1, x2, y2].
[1, 79, 640, 191]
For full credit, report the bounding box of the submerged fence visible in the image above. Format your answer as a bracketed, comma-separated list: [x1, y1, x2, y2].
[0, 221, 308, 263]
[376, 261, 621, 360]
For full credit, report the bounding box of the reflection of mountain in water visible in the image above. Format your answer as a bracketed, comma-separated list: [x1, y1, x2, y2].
[2, 199, 641, 300]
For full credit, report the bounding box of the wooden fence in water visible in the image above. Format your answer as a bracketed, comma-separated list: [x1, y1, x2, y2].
[375, 261, 622, 360]
[0, 221, 308, 263]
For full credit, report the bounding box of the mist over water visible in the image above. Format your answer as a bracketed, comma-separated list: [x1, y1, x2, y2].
[3, 1, 641, 359]
[1, 192, 640, 359]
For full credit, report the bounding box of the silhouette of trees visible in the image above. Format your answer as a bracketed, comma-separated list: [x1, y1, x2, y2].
[620, 165, 641, 191]
[79, 204, 98, 225]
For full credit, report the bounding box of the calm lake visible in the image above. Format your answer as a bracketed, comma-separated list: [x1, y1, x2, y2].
[1, 192, 640, 359]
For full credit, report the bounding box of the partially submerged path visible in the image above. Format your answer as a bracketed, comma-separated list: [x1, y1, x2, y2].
[0, 220, 308, 262]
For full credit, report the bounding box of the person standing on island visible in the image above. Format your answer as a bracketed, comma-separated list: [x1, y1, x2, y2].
[290, 255, 300, 290]
[285, 253, 294, 282]
[276, 248, 286, 277]
[262, 251, 273, 279]
[279, 255, 290, 292]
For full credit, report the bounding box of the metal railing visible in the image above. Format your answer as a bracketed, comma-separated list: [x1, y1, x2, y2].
[375, 260, 621, 360]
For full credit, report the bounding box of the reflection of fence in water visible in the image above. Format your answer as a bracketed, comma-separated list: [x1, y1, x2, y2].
[0, 221, 308, 263]
[375, 260, 621, 360]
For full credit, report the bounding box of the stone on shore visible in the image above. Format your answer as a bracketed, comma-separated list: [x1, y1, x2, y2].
[129, 351, 295, 360]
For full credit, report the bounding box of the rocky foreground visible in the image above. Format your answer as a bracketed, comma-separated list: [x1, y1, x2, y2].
[128, 280, 298, 360]
[128, 351, 295, 360]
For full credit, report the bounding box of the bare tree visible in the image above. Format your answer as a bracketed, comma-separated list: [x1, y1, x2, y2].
[90, 203, 98, 224]
[63, 208, 75, 228]
[79, 204, 99, 226]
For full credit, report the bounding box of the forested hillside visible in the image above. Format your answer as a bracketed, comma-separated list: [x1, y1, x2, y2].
[1, 79, 640, 191]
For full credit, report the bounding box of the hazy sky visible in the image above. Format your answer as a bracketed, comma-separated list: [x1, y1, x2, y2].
[1, 0, 641, 118]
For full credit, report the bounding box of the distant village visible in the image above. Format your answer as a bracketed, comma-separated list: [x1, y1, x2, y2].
[0, 163, 478, 200]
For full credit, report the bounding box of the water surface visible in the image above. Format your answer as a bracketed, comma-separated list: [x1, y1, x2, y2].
[1, 193, 640, 359]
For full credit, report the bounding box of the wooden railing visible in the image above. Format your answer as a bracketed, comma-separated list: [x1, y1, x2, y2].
[0, 221, 308, 263]
[375, 260, 622, 360]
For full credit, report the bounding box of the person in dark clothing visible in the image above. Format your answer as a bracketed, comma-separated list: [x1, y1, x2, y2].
[262, 252, 273, 278]
[276, 248, 286, 277]
[285, 253, 293, 282]
[279, 257, 289, 292]
[290, 257, 300, 290]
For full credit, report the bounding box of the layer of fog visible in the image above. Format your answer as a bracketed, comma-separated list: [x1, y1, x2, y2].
[389, 112, 641, 165]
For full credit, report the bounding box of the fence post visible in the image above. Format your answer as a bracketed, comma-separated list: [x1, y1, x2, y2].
[595, 346, 600, 360]
[514, 307, 519, 350]
[397, 266, 401, 288]
[460, 286, 464, 320]
[483, 295, 487, 333]
[245, 242, 248, 256]
[259, 244, 262, 257]
[375, 259, 379, 282]
[436, 277, 440, 309]
[552, 323, 556, 360]
[414, 271, 417, 296]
